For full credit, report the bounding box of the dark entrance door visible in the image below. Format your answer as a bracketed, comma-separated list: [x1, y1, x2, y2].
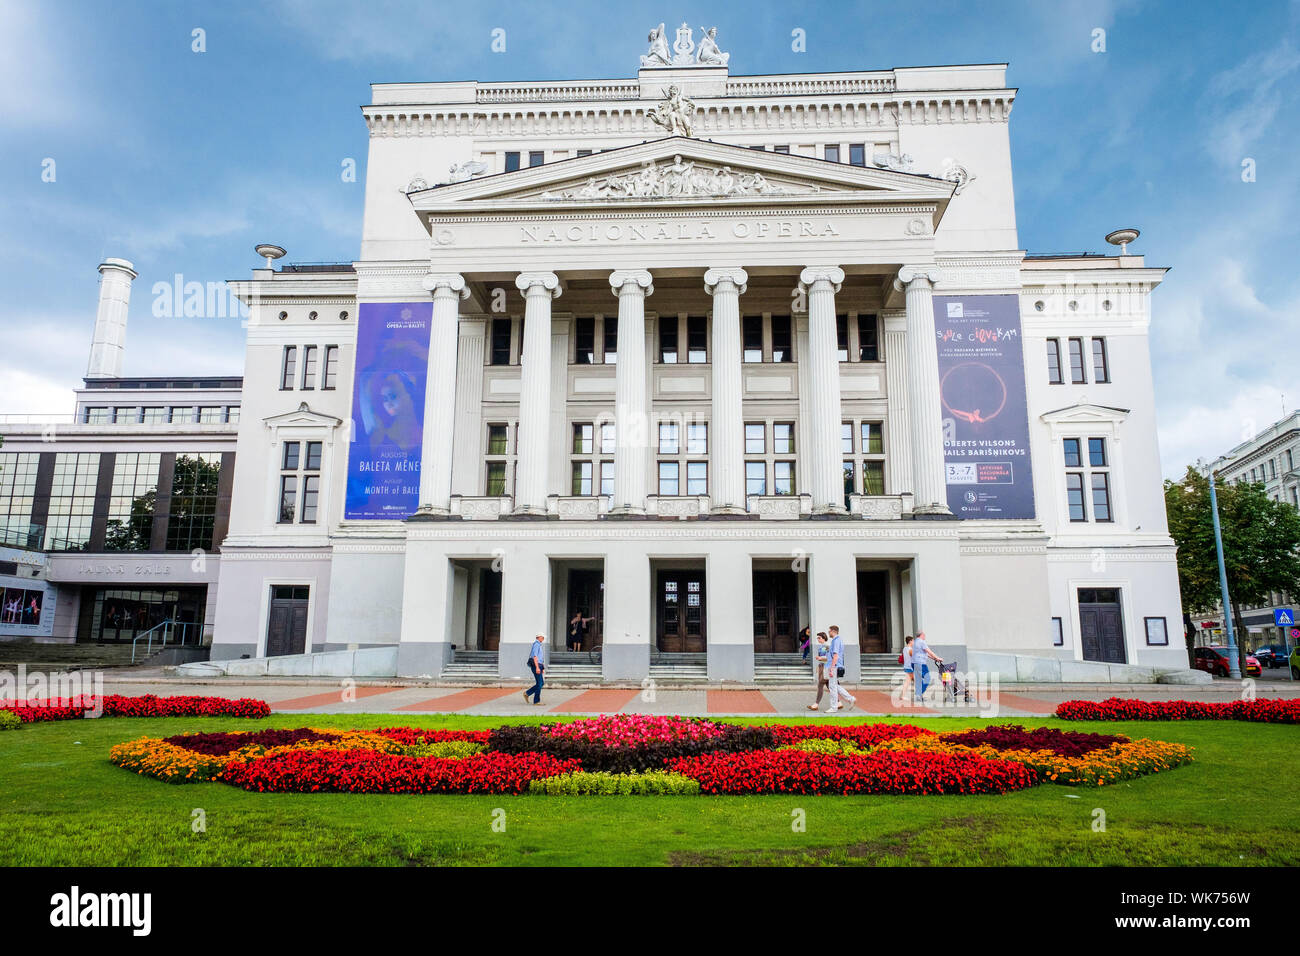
[566, 569, 603, 651]
[657, 570, 705, 653]
[1079, 588, 1125, 663]
[752, 570, 797, 653]
[266, 585, 309, 657]
[856, 570, 889, 653]
[478, 568, 502, 651]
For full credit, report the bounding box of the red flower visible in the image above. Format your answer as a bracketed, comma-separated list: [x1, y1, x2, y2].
[1054, 697, 1300, 723]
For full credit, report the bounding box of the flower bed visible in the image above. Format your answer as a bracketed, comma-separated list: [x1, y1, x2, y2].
[0, 710, 23, 731]
[1, 694, 270, 722]
[106, 716, 1193, 795]
[1055, 697, 1300, 724]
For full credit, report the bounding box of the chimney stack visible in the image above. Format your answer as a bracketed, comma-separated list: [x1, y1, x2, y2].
[87, 258, 137, 378]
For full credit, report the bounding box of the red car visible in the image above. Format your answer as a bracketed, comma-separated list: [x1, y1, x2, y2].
[1193, 645, 1261, 677]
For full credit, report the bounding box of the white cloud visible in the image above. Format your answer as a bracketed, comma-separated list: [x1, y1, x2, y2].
[1202, 40, 1300, 168]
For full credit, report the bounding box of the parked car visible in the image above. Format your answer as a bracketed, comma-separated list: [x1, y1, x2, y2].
[1254, 644, 1289, 668]
[1192, 645, 1261, 677]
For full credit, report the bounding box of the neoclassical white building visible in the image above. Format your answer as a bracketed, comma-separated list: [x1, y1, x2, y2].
[200, 33, 1190, 682]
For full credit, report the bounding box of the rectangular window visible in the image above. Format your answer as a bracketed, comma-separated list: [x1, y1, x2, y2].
[283, 442, 300, 471]
[658, 423, 679, 455]
[572, 423, 594, 455]
[141, 407, 167, 424]
[1088, 437, 1107, 467]
[0, 452, 40, 548]
[686, 461, 708, 495]
[281, 346, 297, 390]
[848, 143, 866, 166]
[602, 314, 618, 364]
[842, 461, 855, 510]
[1052, 617, 1064, 646]
[599, 461, 615, 497]
[1063, 438, 1082, 468]
[1066, 473, 1087, 521]
[1068, 338, 1086, 384]
[1091, 473, 1112, 521]
[858, 314, 879, 361]
[745, 461, 766, 496]
[571, 461, 593, 496]
[45, 453, 101, 551]
[1270, 459, 1277, 479]
[861, 422, 883, 455]
[576, 149, 592, 157]
[528, 151, 544, 167]
[774, 145, 790, 154]
[824, 144, 840, 163]
[1047, 339, 1063, 385]
[504, 151, 520, 172]
[489, 318, 511, 365]
[485, 462, 507, 497]
[658, 461, 680, 496]
[1290, 450, 1296, 472]
[573, 317, 595, 364]
[863, 461, 884, 495]
[686, 316, 707, 363]
[487, 424, 508, 455]
[197, 406, 222, 424]
[841, 422, 854, 455]
[773, 460, 795, 496]
[170, 407, 194, 424]
[771, 315, 792, 363]
[322, 345, 339, 389]
[1091, 337, 1110, 383]
[659, 318, 678, 363]
[835, 314, 849, 361]
[301, 345, 318, 389]
[114, 407, 139, 424]
[742, 315, 763, 362]
[773, 423, 795, 455]
[600, 423, 616, 454]
[304, 441, 322, 471]
[687, 423, 708, 455]
[278, 475, 298, 524]
[744, 423, 765, 455]
[85, 407, 110, 424]
[104, 452, 160, 552]
[165, 453, 220, 551]
[301, 475, 320, 524]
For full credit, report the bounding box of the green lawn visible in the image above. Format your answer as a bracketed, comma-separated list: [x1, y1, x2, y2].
[1, 713, 1296, 866]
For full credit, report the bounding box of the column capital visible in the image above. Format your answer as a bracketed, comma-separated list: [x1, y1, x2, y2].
[421, 272, 470, 299]
[703, 267, 748, 296]
[894, 265, 943, 292]
[797, 266, 844, 294]
[515, 271, 563, 298]
[609, 269, 655, 297]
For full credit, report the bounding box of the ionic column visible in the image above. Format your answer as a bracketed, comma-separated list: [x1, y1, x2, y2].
[704, 267, 748, 513]
[799, 266, 847, 514]
[609, 270, 654, 515]
[882, 310, 913, 501]
[414, 273, 469, 515]
[514, 271, 562, 514]
[895, 266, 950, 515]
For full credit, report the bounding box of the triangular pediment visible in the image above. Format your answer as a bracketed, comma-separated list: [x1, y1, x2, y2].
[1040, 403, 1131, 425]
[263, 402, 343, 429]
[407, 137, 953, 223]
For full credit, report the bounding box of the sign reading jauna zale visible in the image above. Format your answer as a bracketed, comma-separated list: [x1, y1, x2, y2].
[934, 294, 1036, 519]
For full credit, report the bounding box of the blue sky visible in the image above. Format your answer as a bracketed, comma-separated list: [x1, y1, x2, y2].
[2, 0, 1297, 477]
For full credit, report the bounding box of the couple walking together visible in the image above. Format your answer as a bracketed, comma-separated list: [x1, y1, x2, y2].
[802, 625, 856, 712]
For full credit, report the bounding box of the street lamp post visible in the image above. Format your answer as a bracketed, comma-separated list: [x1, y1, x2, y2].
[1207, 468, 1242, 679]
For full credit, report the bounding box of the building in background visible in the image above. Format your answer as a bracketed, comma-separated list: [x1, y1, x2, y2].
[204, 32, 1188, 683]
[0, 260, 239, 647]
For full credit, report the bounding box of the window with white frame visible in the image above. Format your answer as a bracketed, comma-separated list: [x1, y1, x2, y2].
[657, 421, 707, 495]
[570, 421, 615, 496]
[1091, 337, 1110, 383]
[743, 421, 797, 496]
[281, 346, 297, 390]
[484, 422, 516, 496]
[840, 419, 886, 505]
[1063, 436, 1112, 522]
[301, 345, 318, 390]
[1046, 338, 1064, 385]
[278, 440, 322, 524]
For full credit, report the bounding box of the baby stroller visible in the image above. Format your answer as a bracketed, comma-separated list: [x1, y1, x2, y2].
[936, 659, 972, 703]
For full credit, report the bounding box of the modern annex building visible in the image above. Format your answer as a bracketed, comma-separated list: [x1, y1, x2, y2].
[5, 29, 1192, 683]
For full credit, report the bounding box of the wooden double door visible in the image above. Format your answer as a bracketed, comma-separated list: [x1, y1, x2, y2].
[1079, 588, 1126, 663]
[478, 569, 502, 651]
[856, 571, 889, 653]
[266, 585, 309, 657]
[753, 571, 798, 653]
[566, 569, 603, 650]
[656, 570, 705, 653]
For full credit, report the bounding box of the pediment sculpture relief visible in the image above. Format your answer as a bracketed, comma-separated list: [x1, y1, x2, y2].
[539, 156, 820, 201]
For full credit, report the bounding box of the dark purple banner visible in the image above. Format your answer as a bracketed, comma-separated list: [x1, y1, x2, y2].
[344, 302, 432, 519]
[934, 294, 1035, 519]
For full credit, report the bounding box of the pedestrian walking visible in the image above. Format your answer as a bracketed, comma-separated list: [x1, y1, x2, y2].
[912, 630, 942, 702]
[523, 633, 547, 705]
[901, 635, 915, 696]
[825, 625, 856, 712]
[807, 631, 830, 711]
[798, 625, 813, 663]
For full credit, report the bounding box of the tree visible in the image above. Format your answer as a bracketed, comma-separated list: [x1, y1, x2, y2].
[1165, 465, 1300, 673]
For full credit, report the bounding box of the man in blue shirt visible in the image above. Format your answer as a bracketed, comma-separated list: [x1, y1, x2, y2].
[524, 633, 547, 705]
[825, 625, 856, 712]
[912, 631, 942, 702]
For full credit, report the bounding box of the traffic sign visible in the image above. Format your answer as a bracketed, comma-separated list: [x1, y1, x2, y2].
[1274, 608, 1295, 626]
[1291, 627, 1299, 640]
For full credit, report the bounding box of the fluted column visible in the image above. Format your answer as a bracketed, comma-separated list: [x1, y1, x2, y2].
[414, 273, 469, 515]
[704, 267, 748, 513]
[799, 266, 847, 514]
[882, 310, 913, 501]
[895, 266, 950, 515]
[514, 271, 562, 515]
[609, 270, 654, 515]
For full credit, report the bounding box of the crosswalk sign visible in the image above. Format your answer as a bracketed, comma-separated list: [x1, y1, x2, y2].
[1274, 608, 1294, 626]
